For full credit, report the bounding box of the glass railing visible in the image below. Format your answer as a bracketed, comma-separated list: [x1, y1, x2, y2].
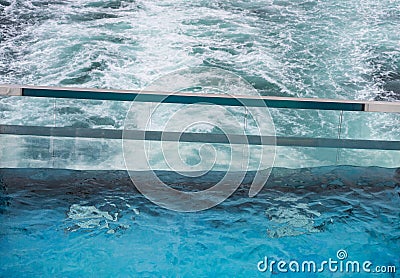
[1, 85, 399, 170]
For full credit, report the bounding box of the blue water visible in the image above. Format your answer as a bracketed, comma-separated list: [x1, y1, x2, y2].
[1, 0, 400, 276]
[1, 167, 399, 277]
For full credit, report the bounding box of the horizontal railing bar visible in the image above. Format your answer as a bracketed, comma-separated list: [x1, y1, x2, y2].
[1, 125, 399, 150]
[1, 84, 399, 112]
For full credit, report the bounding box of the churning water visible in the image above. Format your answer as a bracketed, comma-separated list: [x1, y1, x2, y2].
[0, 0, 400, 276]
[1, 0, 400, 169]
[1, 0, 400, 99]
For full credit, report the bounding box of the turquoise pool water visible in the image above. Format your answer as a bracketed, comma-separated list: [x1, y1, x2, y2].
[0, 167, 399, 277]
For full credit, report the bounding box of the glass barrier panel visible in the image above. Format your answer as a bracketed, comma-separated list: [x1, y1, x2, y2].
[0, 134, 53, 168]
[337, 111, 400, 167]
[340, 110, 400, 141]
[0, 96, 55, 127]
[337, 149, 400, 168]
[53, 137, 124, 170]
[54, 98, 130, 129]
[273, 146, 339, 168]
[269, 108, 341, 138]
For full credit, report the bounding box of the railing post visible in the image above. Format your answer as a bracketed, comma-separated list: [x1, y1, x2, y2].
[335, 110, 344, 165]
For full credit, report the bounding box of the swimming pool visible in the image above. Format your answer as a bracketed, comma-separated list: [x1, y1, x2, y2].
[1, 167, 399, 277]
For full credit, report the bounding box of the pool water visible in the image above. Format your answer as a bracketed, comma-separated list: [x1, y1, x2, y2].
[1, 167, 399, 277]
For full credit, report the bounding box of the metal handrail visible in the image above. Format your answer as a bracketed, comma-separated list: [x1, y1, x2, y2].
[1, 84, 400, 112]
[1, 125, 400, 150]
